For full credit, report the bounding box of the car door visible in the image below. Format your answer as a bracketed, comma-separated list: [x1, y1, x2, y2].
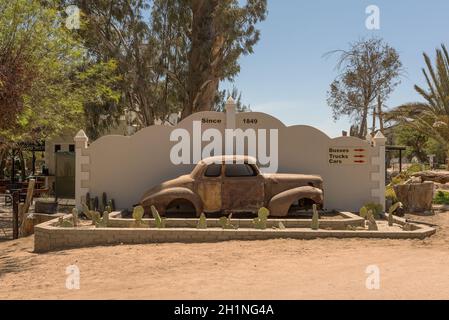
[197, 163, 223, 212]
[221, 163, 264, 212]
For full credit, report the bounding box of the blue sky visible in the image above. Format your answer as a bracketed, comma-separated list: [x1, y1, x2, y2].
[222, 0, 449, 137]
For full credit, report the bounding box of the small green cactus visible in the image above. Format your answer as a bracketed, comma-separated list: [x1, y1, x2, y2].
[219, 213, 236, 230]
[388, 202, 403, 227]
[110, 199, 116, 211]
[311, 204, 319, 230]
[253, 207, 269, 230]
[91, 211, 101, 225]
[359, 206, 368, 219]
[151, 205, 166, 228]
[72, 208, 78, 227]
[197, 213, 207, 229]
[102, 192, 108, 209]
[278, 221, 286, 230]
[85, 192, 91, 210]
[82, 202, 93, 219]
[82, 202, 101, 225]
[58, 216, 74, 228]
[96, 211, 109, 228]
[366, 210, 378, 231]
[361, 203, 383, 219]
[94, 196, 99, 211]
[131, 205, 147, 228]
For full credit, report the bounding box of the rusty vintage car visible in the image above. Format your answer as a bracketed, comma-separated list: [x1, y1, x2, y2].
[140, 155, 323, 217]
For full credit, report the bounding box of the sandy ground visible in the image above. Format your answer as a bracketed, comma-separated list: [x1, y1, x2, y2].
[1, 212, 449, 300]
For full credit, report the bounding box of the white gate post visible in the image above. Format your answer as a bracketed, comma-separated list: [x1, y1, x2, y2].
[225, 96, 236, 130]
[74, 130, 90, 210]
[371, 131, 387, 210]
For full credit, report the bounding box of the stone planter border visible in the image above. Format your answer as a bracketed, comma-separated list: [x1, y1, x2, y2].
[33, 212, 436, 253]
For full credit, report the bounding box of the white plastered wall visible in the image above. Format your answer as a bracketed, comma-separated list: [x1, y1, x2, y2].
[75, 100, 385, 212]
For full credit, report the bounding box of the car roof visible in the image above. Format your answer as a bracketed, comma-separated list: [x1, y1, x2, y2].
[200, 155, 257, 165]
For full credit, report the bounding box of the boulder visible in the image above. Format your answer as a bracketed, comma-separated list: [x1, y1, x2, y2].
[393, 182, 434, 213]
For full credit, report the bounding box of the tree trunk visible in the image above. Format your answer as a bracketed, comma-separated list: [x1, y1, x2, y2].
[393, 182, 434, 213]
[182, 0, 221, 119]
[0, 149, 6, 180]
[18, 149, 26, 181]
[377, 95, 384, 134]
[358, 105, 369, 138]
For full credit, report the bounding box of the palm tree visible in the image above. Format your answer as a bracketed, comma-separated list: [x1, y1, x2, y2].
[387, 44, 449, 167]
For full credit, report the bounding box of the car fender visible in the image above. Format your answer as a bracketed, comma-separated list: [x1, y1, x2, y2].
[141, 187, 203, 217]
[268, 186, 323, 217]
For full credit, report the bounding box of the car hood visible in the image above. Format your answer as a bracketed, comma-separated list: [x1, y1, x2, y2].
[140, 175, 194, 201]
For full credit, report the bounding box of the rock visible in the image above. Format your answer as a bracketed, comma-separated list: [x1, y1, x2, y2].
[393, 182, 434, 213]
[412, 171, 449, 184]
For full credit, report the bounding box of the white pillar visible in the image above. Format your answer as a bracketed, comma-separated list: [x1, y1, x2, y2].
[74, 130, 90, 210]
[372, 131, 387, 210]
[225, 96, 236, 130]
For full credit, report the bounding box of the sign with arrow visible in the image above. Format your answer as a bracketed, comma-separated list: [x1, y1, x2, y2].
[328, 147, 368, 165]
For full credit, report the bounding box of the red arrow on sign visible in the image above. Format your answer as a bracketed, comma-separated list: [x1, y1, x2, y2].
[354, 149, 366, 152]
[354, 155, 366, 158]
[354, 160, 365, 163]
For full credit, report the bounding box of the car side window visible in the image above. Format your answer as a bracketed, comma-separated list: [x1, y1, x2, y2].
[204, 164, 222, 177]
[225, 164, 257, 177]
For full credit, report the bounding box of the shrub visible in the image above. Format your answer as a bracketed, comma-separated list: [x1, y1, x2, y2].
[385, 186, 398, 203]
[406, 163, 424, 175]
[360, 203, 383, 219]
[434, 191, 449, 205]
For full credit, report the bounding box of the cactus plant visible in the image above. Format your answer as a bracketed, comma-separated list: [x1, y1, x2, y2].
[361, 203, 383, 219]
[94, 196, 99, 211]
[109, 199, 116, 211]
[72, 208, 78, 227]
[311, 204, 319, 230]
[150, 205, 166, 228]
[131, 205, 147, 228]
[278, 221, 286, 230]
[96, 211, 109, 228]
[82, 202, 101, 225]
[359, 206, 368, 219]
[89, 198, 95, 212]
[253, 207, 269, 230]
[102, 192, 108, 210]
[85, 192, 91, 210]
[197, 213, 207, 229]
[366, 210, 378, 231]
[58, 216, 74, 228]
[219, 213, 236, 230]
[388, 202, 403, 227]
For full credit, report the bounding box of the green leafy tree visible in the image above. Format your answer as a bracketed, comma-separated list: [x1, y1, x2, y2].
[0, 0, 119, 146]
[394, 125, 428, 162]
[65, 0, 267, 128]
[387, 44, 449, 167]
[326, 38, 403, 138]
